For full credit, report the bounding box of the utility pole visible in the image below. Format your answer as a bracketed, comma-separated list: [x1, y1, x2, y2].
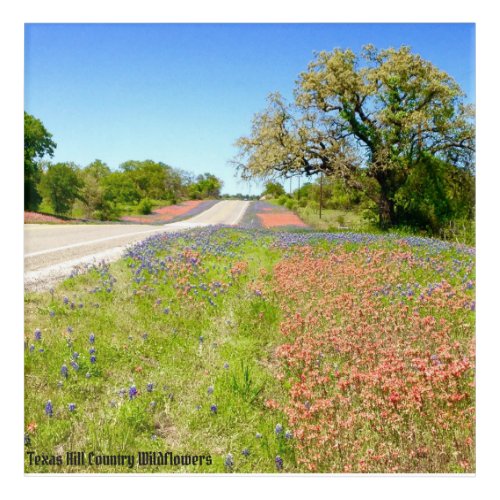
[319, 172, 323, 219]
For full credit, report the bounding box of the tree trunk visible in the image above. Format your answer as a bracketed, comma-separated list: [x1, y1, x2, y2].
[378, 193, 394, 229]
[375, 173, 396, 229]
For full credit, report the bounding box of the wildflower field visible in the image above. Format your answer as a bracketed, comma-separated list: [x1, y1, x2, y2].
[240, 201, 309, 229]
[24, 227, 475, 473]
[121, 200, 218, 224]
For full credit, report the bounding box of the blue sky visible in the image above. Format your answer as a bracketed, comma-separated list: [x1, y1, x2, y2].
[25, 23, 475, 195]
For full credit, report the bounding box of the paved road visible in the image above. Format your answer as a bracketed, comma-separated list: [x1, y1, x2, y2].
[25, 200, 249, 291]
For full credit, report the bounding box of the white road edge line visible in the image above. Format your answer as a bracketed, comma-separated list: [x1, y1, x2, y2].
[230, 200, 250, 225]
[24, 225, 173, 258]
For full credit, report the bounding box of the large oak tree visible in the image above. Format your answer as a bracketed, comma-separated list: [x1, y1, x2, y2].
[233, 45, 475, 227]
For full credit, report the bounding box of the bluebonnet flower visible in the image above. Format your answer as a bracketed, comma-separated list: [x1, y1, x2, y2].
[45, 400, 53, 417]
[70, 361, 79, 371]
[163, 308, 170, 315]
[275, 423, 283, 436]
[224, 453, 234, 468]
[78, 303, 83, 309]
[49, 310, 55, 318]
[89, 333, 95, 344]
[118, 388, 126, 398]
[38, 348, 44, 353]
[89, 347, 96, 355]
[63, 296, 69, 305]
[147, 382, 154, 392]
[207, 385, 214, 395]
[29, 344, 35, 353]
[34, 329, 42, 341]
[242, 448, 250, 457]
[142, 333, 148, 341]
[195, 405, 201, 411]
[285, 430, 293, 440]
[210, 404, 217, 414]
[90, 355, 96, 364]
[129, 385, 138, 399]
[72, 352, 79, 360]
[67, 326, 73, 334]
[275, 455, 283, 471]
[61, 364, 68, 378]
[223, 362, 230, 370]
[24, 433, 31, 446]
[68, 403, 76, 412]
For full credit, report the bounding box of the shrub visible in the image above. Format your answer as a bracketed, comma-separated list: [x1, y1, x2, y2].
[285, 199, 298, 210]
[277, 195, 288, 206]
[137, 198, 153, 215]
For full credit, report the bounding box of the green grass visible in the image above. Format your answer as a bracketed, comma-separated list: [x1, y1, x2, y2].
[296, 205, 367, 231]
[24, 230, 295, 472]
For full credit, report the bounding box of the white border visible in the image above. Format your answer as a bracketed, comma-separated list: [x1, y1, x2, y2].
[3, 1, 499, 499]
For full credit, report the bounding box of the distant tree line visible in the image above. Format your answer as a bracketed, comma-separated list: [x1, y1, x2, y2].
[24, 112, 223, 220]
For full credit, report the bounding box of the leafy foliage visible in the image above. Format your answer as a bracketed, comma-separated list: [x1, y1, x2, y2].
[234, 45, 475, 230]
[39, 163, 82, 215]
[24, 112, 57, 210]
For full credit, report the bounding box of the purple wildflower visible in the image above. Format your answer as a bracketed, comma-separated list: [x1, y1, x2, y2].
[224, 453, 234, 468]
[29, 344, 35, 353]
[45, 400, 53, 417]
[89, 347, 96, 355]
[34, 329, 42, 341]
[24, 433, 31, 446]
[242, 448, 250, 457]
[129, 385, 138, 400]
[285, 430, 293, 440]
[90, 355, 96, 364]
[223, 362, 229, 370]
[275, 423, 283, 436]
[68, 403, 76, 412]
[89, 333, 95, 344]
[61, 364, 68, 378]
[70, 360, 79, 371]
[275, 455, 283, 471]
[210, 404, 217, 414]
[147, 382, 154, 392]
[207, 385, 214, 395]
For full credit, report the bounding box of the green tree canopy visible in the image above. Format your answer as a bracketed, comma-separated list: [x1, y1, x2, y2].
[188, 173, 223, 199]
[24, 112, 57, 210]
[234, 45, 475, 228]
[262, 181, 286, 198]
[39, 162, 82, 215]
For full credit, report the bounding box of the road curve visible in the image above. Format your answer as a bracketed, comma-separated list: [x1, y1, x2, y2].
[25, 200, 249, 291]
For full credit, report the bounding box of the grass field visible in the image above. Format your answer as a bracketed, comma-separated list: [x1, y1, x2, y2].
[24, 227, 475, 473]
